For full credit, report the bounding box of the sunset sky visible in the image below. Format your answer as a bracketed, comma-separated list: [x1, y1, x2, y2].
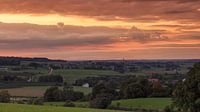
[0, 0, 200, 60]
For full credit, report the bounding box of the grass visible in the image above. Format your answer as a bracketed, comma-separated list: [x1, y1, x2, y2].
[16, 69, 122, 83]
[0, 86, 92, 97]
[112, 98, 172, 109]
[53, 69, 122, 83]
[44, 101, 89, 107]
[45, 98, 172, 110]
[0, 103, 125, 112]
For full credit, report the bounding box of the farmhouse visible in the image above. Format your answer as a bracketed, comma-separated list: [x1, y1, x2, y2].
[82, 83, 90, 88]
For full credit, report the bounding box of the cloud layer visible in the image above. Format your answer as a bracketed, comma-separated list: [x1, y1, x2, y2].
[0, 0, 199, 59]
[0, 0, 199, 23]
[0, 22, 171, 50]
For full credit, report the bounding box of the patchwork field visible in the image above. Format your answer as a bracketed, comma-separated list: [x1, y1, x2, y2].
[0, 103, 125, 112]
[0, 86, 92, 97]
[112, 98, 172, 109]
[16, 69, 123, 83]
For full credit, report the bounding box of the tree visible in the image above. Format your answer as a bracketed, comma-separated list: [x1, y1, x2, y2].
[62, 83, 84, 101]
[0, 90, 10, 103]
[44, 87, 63, 101]
[173, 62, 200, 112]
[91, 82, 119, 100]
[64, 90, 84, 101]
[90, 93, 111, 109]
[89, 82, 117, 109]
[122, 83, 145, 98]
[120, 77, 152, 99]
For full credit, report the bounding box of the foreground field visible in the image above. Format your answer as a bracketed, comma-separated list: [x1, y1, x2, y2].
[45, 98, 171, 110]
[1, 86, 92, 97]
[0, 103, 125, 112]
[112, 98, 172, 109]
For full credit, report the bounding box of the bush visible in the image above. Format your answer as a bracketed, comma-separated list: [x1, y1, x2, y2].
[27, 98, 44, 105]
[63, 101, 75, 107]
[44, 87, 63, 101]
[0, 90, 10, 103]
[17, 100, 25, 104]
[33, 98, 44, 105]
[90, 94, 111, 109]
[64, 90, 84, 101]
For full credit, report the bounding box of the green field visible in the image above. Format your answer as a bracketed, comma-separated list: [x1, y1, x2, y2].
[17, 69, 123, 83]
[45, 101, 88, 107]
[1, 86, 92, 97]
[45, 98, 172, 110]
[112, 98, 172, 109]
[0, 103, 125, 112]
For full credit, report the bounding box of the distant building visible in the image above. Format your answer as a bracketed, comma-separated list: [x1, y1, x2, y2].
[82, 83, 90, 88]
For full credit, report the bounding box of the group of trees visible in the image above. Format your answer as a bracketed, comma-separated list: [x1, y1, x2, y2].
[170, 62, 200, 112]
[89, 82, 116, 109]
[44, 83, 84, 102]
[120, 78, 152, 99]
[89, 62, 200, 111]
[89, 76, 173, 109]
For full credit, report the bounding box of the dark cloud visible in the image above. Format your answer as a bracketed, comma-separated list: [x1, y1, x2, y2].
[0, 22, 169, 50]
[124, 26, 168, 43]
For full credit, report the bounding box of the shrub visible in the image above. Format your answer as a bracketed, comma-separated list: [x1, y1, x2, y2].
[33, 98, 44, 105]
[17, 100, 25, 104]
[44, 87, 63, 101]
[27, 98, 43, 105]
[64, 90, 84, 101]
[90, 94, 111, 109]
[0, 90, 10, 103]
[63, 101, 75, 107]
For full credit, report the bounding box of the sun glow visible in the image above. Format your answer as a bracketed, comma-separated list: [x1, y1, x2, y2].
[0, 14, 179, 31]
[0, 14, 136, 28]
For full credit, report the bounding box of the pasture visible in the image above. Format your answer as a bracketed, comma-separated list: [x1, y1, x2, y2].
[0, 86, 92, 97]
[45, 101, 88, 107]
[0, 103, 125, 112]
[17, 69, 123, 83]
[112, 98, 172, 109]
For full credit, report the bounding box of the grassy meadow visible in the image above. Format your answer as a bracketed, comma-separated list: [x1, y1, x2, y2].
[14, 69, 123, 83]
[0, 103, 125, 112]
[45, 98, 172, 110]
[1, 86, 92, 97]
[112, 98, 172, 109]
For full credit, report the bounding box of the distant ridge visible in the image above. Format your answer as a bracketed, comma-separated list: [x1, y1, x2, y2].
[0, 56, 66, 66]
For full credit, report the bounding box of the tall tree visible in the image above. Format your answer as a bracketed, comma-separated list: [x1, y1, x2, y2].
[173, 62, 200, 112]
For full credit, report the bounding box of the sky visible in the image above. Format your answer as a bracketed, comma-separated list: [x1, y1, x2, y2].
[0, 0, 200, 60]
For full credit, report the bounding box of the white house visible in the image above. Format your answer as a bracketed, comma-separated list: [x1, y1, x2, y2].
[82, 83, 90, 88]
